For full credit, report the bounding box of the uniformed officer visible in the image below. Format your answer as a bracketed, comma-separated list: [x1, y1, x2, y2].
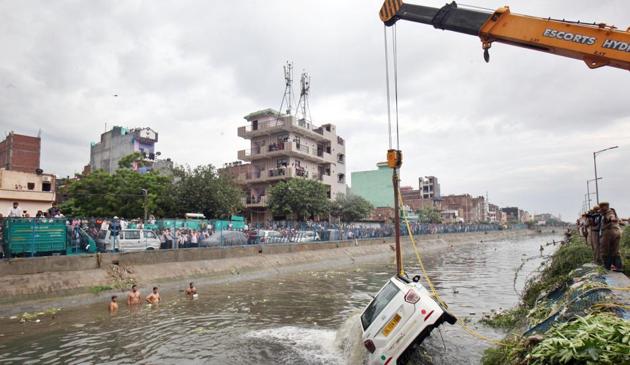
[587, 206, 602, 264]
[599, 202, 623, 271]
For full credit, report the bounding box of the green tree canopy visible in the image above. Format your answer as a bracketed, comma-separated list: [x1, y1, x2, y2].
[417, 206, 442, 223]
[330, 194, 374, 222]
[172, 164, 243, 219]
[268, 179, 329, 220]
[60, 169, 174, 218]
[118, 152, 147, 169]
[60, 164, 241, 219]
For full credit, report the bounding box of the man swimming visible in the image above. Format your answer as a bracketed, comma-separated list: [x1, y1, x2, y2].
[109, 295, 118, 313]
[185, 282, 197, 297]
[146, 286, 160, 304]
[127, 284, 141, 306]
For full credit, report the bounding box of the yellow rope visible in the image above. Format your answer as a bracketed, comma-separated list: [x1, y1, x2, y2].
[397, 191, 507, 346]
[607, 286, 630, 291]
[592, 303, 630, 310]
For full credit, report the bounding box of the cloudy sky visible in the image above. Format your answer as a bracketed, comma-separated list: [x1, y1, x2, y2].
[1, 0, 629, 220]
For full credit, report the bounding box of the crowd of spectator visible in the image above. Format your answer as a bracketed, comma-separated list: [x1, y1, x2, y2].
[2, 214, 508, 256]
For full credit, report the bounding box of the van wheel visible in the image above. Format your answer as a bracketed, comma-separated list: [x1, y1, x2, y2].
[146, 247, 155, 251]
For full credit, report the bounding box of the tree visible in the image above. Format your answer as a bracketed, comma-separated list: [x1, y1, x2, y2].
[417, 206, 442, 223]
[268, 179, 329, 220]
[118, 152, 147, 169]
[60, 169, 173, 218]
[330, 194, 374, 222]
[172, 164, 243, 219]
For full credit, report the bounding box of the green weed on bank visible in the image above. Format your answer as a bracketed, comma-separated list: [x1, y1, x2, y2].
[481, 231, 630, 365]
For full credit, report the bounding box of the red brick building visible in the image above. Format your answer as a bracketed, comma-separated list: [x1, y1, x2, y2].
[0, 132, 41, 173]
[441, 194, 487, 223]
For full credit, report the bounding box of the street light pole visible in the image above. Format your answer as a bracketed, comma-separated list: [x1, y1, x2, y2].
[593, 146, 618, 204]
[586, 177, 602, 210]
[141, 189, 148, 223]
[586, 180, 591, 210]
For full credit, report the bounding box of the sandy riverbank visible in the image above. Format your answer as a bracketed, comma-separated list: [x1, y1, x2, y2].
[0, 229, 554, 317]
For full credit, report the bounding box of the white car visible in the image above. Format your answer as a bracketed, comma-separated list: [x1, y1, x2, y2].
[96, 229, 161, 252]
[361, 275, 457, 365]
[290, 231, 320, 243]
[257, 230, 288, 244]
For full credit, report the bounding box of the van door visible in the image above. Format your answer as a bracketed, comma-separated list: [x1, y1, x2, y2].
[122, 230, 142, 251]
[143, 230, 158, 250]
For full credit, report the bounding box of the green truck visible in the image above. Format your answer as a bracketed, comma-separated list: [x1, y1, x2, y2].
[1, 218, 96, 257]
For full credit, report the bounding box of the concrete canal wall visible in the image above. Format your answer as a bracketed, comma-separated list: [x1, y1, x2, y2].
[0, 229, 547, 315]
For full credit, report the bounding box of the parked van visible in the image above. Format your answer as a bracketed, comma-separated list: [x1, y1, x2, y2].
[96, 229, 160, 252]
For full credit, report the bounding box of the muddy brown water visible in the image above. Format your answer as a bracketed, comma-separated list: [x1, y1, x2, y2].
[0, 234, 559, 364]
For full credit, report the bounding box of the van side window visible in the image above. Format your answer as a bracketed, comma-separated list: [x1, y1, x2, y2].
[144, 231, 156, 239]
[123, 230, 141, 240]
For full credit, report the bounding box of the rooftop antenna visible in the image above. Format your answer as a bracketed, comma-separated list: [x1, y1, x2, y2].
[277, 61, 294, 116]
[296, 71, 312, 121]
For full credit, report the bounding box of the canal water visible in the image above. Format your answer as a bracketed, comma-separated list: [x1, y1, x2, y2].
[0, 234, 558, 364]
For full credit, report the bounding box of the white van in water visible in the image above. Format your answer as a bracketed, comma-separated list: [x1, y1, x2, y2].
[96, 229, 161, 252]
[361, 275, 456, 365]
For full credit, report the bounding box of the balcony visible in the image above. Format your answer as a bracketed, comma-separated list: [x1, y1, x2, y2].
[238, 142, 326, 163]
[237, 167, 313, 184]
[237, 148, 265, 161]
[242, 195, 267, 208]
[237, 115, 327, 142]
[0, 189, 56, 202]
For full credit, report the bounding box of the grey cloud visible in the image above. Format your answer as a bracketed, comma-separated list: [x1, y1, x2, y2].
[0, 0, 628, 220]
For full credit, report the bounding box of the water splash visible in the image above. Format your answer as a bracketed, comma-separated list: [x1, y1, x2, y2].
[245, 326, 343, 365]
[334, 311, 367, 365]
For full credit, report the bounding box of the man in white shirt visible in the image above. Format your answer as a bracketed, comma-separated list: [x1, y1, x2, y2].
[8, 202, 22, 217]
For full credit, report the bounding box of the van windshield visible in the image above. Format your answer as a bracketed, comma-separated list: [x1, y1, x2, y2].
[361, 280, 400, 330]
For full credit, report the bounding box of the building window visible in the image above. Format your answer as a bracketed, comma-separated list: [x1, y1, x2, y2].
[337, 173, 345, 184]
[27, 182, 35, 190]
[42, 181, 51, 192]
[337, 153, 345, 163]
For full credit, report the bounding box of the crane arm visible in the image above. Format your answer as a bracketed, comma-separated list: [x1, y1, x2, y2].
[379, 0, 630, 71]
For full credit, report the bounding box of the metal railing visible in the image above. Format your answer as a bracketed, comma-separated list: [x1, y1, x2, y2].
[1, 216, 520, 259]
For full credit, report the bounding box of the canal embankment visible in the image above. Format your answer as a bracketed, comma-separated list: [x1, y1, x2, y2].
[480, 228, 630, 365]
[0, 229, 547, 316]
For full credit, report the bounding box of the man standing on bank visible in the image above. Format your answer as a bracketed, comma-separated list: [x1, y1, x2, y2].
[587, 205, 602, 264]
[599, 202, 623, 271]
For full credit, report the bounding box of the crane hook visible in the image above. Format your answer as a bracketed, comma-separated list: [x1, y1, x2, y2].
[481, 40, 492, 63]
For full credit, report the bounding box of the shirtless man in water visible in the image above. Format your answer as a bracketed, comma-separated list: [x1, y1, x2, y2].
[108, 295, 118, 313]
[127, 284, 141, 306]
[185, 282, 197, 297]
[146, 286, 160, 304]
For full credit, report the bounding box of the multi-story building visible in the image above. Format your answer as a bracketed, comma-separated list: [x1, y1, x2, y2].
[441, 209, 461, 224]
[0, 169, 56, 216]
[235, 109, 346, 222]
[0, 132, 41, 173]
[351, 162, 393, 208]
[519, 210, 532, 224]
[488, 203, 500, 223]
[501, 207, 520, 223]
[90, 126, 159, 174]
[441, 194, 487, 223]
[419, 176, 440, 199]
[401, 186, 439, 212]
